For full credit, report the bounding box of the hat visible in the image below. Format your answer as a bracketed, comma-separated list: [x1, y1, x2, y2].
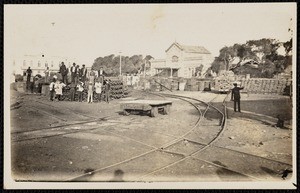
[82, 64, 85, 67]
[233, 83, 237, 86]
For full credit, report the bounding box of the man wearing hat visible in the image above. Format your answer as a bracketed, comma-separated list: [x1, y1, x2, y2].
[81, 64, 87, 82]
[231, 82, 244, 112]
[70, 63, 77, 83]
[59, 62, 68, 85]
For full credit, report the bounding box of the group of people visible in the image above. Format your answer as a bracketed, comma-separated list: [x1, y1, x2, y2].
[59, 62, 91, 85]
[44, 62, 110, 103]
[49, 75, 111, 103]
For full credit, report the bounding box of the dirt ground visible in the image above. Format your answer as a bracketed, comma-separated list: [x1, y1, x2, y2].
[9, 88, 294, 182]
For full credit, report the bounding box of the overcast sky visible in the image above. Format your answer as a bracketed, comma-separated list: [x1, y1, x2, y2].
[5, 3, 296, 66]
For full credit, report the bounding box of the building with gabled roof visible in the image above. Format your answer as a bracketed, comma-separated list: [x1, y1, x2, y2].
[150, 42, 213, 78]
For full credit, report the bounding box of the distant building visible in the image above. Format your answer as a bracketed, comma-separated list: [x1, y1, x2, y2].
[15, 54, 78, 76]
[150, 42, 213, 78]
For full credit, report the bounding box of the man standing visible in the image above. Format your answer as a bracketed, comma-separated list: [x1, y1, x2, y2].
[26, 67, 32, 91]
[104, 79, 111, 103]
[44, 66, 50, 83]
[97, 67, 104, 84]
[70, 63, 77, 83]
[81, 64, 87, 82]
[26, 67, 32, 83]
[59, 62, 68, 84]
[75, 65, 80, 85]
[49, 78, 56, 101]
[231, 83, 244, 112]
[98, 67, 104, 77]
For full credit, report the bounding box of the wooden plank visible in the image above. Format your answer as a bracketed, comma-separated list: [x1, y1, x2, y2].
[120, 100, 172, 105]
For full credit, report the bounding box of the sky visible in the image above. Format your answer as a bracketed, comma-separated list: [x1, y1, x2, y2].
[5, 3, 296, 67]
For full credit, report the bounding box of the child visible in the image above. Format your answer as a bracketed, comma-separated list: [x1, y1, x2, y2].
[54, 79, 66, 101]
[89, 70, 95, 84]
[87, 81, 94, 103]
[95, 79, 102, 102]
[76, 80, 84, 102]
[49, 79, 56, 101]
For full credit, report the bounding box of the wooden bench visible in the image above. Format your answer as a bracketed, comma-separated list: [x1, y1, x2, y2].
[120, 100, 172, 117]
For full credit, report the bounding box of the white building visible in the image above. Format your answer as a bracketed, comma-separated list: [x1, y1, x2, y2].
[150, 42, 213, 78]
[14, 54, 78, 76]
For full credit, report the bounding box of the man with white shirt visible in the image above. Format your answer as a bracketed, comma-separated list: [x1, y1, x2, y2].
[70, 63, 77, 83]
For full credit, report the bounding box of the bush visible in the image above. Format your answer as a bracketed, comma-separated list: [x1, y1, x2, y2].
[15, 74, 23, 82]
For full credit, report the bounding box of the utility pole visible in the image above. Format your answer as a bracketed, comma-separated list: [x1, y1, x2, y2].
[119, 52, 122, 76]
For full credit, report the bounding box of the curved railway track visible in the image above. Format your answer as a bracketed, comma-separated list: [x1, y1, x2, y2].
[12, 92, 292, 181]
[65, 91, 229, 181]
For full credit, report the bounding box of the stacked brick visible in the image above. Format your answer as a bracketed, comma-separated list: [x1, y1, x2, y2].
[110, 80, 127, 99]
[136, 76, 292, 95]
[239, 78, 291, 94]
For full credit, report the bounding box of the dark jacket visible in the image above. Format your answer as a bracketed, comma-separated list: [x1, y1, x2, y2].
[70, 66, 77, 74]
[26, 69, 32, 76]
[60, 64, 68, 75]
[231, 86, 244, 100]
[81, 68, 87, 77]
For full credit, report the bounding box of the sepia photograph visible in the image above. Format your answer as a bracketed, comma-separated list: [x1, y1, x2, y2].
[4, 3, 297, 189]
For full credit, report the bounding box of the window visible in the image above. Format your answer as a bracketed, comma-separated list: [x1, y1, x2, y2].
[38, 70, 41, 73]
[23, 60, 26, 66]
[30, 60, 33, 66]
[51, 61, 54, 67]
[45, 61, 48, 67]
[172, 56, 179, 62]
[38, 61, 41, 67]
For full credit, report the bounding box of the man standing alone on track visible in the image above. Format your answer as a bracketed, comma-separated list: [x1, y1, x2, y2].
[231, 83, 244, 112]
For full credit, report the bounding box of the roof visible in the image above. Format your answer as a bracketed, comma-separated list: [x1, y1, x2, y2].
[165, 42, 211, 54]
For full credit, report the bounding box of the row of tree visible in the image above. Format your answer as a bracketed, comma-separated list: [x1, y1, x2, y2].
[92, 54, 153, 76]
[208, 38, 292, 78]
[92, 38, 292, 78]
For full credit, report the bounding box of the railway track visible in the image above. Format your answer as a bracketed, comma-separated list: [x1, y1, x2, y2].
[65, 91, 230, 181]
[13, 92, 292, 181]
[11, 98, 117, 142]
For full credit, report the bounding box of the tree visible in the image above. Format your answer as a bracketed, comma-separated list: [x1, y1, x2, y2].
[210, 38, 292, 78]
[92, 54, 153, 76]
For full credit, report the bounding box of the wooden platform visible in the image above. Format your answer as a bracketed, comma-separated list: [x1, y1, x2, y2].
[120, 100, 172, 117]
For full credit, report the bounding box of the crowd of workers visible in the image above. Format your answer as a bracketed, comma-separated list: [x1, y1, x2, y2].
[26, 62, 111, 103]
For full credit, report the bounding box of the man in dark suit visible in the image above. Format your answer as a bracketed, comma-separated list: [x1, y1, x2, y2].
[59, 62, 68, 84]
[70, 63, 77, 83]
[81, 64, 87, 82]
[26, 67, 32, 91]
[97, 67, 106, 84]
[26, 67, 32, 83]
[231, 83, 244, 112]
